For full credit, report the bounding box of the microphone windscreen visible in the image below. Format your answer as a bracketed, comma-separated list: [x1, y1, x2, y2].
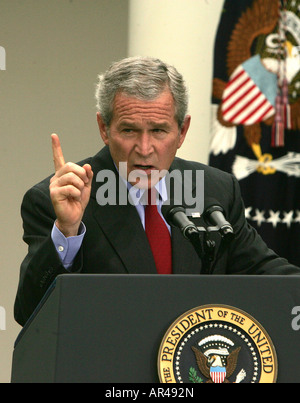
[203, 198, 224, 219]
[161, 200, 185, 222]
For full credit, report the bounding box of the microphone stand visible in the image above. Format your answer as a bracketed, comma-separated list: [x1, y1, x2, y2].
[186, 225, 233, 275]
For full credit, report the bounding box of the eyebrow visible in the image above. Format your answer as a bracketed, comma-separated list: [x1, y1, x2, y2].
[118, 121, 172, 130]
[149, 121, 172, 129]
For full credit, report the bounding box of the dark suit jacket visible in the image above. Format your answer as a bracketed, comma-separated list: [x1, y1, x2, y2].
[14, 146, 300, 326]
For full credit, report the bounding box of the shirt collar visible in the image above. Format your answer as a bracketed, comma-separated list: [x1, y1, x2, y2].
[128, 177, 168, 206]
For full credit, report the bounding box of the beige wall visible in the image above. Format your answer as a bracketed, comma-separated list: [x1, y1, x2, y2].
[0, 0, 223, 383]
[129, 0, 224, 164]
[0, 0, 129, 383]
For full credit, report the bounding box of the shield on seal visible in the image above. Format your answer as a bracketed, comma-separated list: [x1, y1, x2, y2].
[210, 366, 226, 384]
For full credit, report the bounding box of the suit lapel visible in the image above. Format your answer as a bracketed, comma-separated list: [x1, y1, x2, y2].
[167, 159, 203, 274]
[92, 201, 157, 274]
[171, 227, 202, 274]
[89, 147, 157, 274]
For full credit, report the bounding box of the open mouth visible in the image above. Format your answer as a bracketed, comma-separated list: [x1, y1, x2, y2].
[134, 164, 155, 171]
[129, 164, 162, 188]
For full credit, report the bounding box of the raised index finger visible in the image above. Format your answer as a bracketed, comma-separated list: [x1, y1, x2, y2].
[51, 133, 66, 172]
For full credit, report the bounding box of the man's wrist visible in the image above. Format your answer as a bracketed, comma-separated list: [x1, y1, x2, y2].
[55, 220, 81, 238]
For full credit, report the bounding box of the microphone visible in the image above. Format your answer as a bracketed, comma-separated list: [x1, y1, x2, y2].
[203, 198, 234, 241]
[161, 202, 199, 241]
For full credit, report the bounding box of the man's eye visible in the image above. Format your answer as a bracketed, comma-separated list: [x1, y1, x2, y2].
[122, 128, 135, 135]
[153, 128, 167, 134]
[152, 128, 167, 137]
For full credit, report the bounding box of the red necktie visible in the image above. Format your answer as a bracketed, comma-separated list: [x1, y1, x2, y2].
[145, 188, 172, 274]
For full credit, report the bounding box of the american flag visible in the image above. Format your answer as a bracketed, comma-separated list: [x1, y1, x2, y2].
[221, 56, 276, 126]
[209, 0, 300, 267]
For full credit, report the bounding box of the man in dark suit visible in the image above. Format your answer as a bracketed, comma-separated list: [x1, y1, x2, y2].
[14, 56, 300, 326]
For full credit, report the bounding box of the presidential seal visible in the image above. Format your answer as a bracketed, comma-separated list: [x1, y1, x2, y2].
[158, 305, 278, 383]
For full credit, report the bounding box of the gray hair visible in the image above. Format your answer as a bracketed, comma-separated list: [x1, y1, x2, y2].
[95, 56, 188, 127]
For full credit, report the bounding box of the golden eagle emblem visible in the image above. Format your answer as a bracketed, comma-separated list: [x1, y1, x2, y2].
[191, 335, 245, 384]
[212, 0, 300, 171]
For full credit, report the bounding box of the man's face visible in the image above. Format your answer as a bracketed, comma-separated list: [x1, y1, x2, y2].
[97, 90, 190, 188]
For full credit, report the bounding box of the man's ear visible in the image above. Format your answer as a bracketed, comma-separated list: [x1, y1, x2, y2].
[97, 112, 109, 145]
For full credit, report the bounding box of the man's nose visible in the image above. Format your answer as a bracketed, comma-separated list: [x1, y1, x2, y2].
[135, 132, 154, 156]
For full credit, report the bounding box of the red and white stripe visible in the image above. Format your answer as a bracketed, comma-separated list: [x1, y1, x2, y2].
[211, 369, 226, 384]
[221, 65, 275, 126]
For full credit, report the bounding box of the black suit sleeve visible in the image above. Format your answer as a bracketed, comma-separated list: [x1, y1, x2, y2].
[225, 175, 300, 275]
[14, 183, 83, 326]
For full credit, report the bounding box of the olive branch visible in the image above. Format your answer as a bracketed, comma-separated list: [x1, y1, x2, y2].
[189, 367, 203, 383]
